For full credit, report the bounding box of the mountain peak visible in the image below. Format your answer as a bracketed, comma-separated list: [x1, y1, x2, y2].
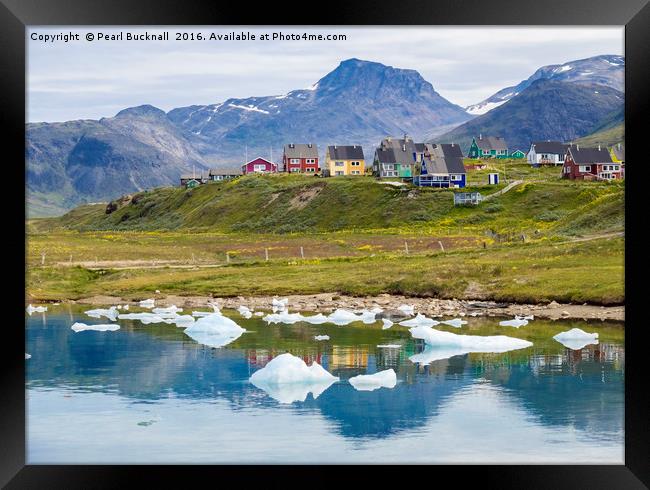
[115, 104, 167, 119]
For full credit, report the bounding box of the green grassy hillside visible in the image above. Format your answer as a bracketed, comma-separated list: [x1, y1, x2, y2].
[574, 122, 624, 147]
[35, 172, 624, 238]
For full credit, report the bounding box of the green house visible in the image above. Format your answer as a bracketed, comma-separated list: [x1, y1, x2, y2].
[373, 136, 417, 178]
[510, 149, 526, 159]
[467, 135, 509, 159]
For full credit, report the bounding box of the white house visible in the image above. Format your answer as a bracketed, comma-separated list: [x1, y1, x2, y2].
[527, 141, 569, 166]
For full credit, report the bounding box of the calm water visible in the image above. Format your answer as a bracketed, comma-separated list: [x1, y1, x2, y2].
[26, 305, 624, 464]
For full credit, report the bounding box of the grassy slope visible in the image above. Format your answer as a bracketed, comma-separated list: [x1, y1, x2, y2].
[574, 123, 624, 147]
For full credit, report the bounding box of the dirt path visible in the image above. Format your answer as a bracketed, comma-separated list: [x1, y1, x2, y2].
[483, 180, 523, 200]
[560, 231, 624, 243]
[67, 293, 624, 322]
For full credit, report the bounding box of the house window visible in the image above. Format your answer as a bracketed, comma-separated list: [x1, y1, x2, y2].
[335, 171, 344, 176]
[291, 167, 300, 172]
[451, 174, 463, 181]
[350, 161, 360, 166]
[613, 165, 620, 171]
[382, 164, 394, 171]
[254, 164, 266, 172]
[335, 161, 344, 167]
[578, 165, 591, 173]
[306, 159, 316, 164]
[306, 167, 315, 172]
[351, 170, 360, 175]
[290, 159, 300, 164]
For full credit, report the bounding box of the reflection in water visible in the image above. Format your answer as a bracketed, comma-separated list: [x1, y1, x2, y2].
[26, 306, 624, 463]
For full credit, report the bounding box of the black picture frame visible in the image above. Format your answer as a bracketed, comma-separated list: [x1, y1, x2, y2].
[3, 0, 648, 487]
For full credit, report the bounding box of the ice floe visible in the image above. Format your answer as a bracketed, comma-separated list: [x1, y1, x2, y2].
[441, 318, 468, 328]
[553, 328, 599, 350]
[382, 318, 394, 329]
[118, 312, 171, 324]
[499, 318, 529, 328]
[349, 369, 397, 391]
[272, 297, 288, 311]
[263, 308, 375, 326]
[85, 306, 119, 322]
[254, 312, 264, 317]
[398, 304, 415, 316]
[399, 313, 439, 328]
[26, 304, 48, 314]
[183, 313, 246, 348]
[139, 299, 155, 308]
[314, 335, 330, 341]
[249, 353, 338, 403]
[238, 305, 253, 319]
[123, 304, 129, 310]
[152, 305, 183, 315]
[408, 326, 532, 363]
[71, 322, 120, 332]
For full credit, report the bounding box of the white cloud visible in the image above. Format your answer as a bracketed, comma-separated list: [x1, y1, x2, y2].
[27, 26, 624, 122]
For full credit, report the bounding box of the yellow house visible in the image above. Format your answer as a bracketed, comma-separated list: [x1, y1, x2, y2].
[326, 145, 366, 176]
[610, 143, 625, 164]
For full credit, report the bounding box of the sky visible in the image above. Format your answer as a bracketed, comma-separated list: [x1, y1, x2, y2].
[27, 26, 624, 123]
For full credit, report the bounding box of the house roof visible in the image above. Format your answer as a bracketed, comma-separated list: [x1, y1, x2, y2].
[327, 145, 365, 160]
[530, 141, 569, 154]
[243, 157, 277, 167]
[414, 143, 426, 153]
[284, 143, 318, 159]
[180, 173, 208, 180]
[210, 167, 242, 176]
[611, 144, 625, 161]
[439, 143, 464, 159]
[475, 136, 508, 151]
[423, 143, 466, 174]
[567, 145, 612, 164]
[375, 137, 418, 164]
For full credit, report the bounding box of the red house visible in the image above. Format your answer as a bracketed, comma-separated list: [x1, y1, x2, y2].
[562, 145, 621, 181]
[241, 157, 278, 175]
[283, 143, 319, 173]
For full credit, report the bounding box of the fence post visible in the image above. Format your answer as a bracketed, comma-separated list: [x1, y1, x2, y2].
[404, 241, 409, 254]
[265, 248, 269, 261]
[438, 241, 445, 252]
[69, 254, 73, 264]
[300, 246, 304, 259]
[226, 252, 230, 264]
[41, 252, 45, 265]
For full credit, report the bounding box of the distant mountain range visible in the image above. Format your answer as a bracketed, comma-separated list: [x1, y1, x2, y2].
[26, 55, 624, 217]
[465, 54, 624, 115]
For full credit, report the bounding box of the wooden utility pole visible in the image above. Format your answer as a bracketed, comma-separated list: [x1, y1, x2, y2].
[300, 246, 304, 259]
[265, 248, 269, 261]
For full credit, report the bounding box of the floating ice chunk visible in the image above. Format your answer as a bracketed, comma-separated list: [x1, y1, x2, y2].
[155, 290, 161, 294]
[71, 322, 120, 332]
[53, 303, 60, 306]
[26, 304, 48, 314]
[398, 304, 415, 316]
[85, 306, 118, 322]
[139, 299, 155, 308]
[314, 335, 330, 341]
[208, 303, 221, 313]
[271, 297, 288, 312]
[152, 305, 183, 315]
[249, 353, 338, 403]
[349, 369, 397, 391]
[123, 304, 129, 310]
[553, 328, 599, 350]
[264, 311, 304, 324]
[254, 312, 264, 317]
[25, 353, 31, 359]
[442, 318, 468, 328]
[382, 318, 394, 329]
[499, 318, 529, 328]
[399, 313, 439, 328]
[357, 309, 379, 324]
[409, 346, 474, 364]
[183, 313, 245, 348]
[118, 312, 171, 324]
[238, 305, 253, 319]
[369, 307, 383, 314]
[192, 311, 214, 317]
[409, 326, 533, 353]
[328, 308, 372, 325]
[377, 344, 401, 349]
[169, 315, 195, 326]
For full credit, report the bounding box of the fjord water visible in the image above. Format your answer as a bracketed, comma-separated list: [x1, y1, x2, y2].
[26, 305, 624, 464]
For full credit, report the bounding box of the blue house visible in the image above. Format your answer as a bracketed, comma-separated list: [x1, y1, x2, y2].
[414, 143, 466, 188]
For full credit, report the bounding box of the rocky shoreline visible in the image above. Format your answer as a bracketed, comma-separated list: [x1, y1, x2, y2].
[66, 293, 624, 322]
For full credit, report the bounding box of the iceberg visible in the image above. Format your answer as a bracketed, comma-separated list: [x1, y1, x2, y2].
[85, 306, 119, 322]
[71, 322, 120, 332]
[118, 312, 171, 324]
[399, 313, 439, 328]
[314, 335, 330, 341]
[328, 308, 373, 325]
[238, 305, 253, 319]
[369, 307, 384, 314]
[192, 311, 214, 317]
[183, 313, 246, 348]
[382, 318, 394, 329]
[139, 298, 155, 308]
[499, 318, 529, 328]
[263, 311, 305, 324]
[254, 311, 264, 316]
[26, 304, 48, 315]
[152, 305, 183, 315]
[349, 369, 397, 391]
[398, 304, 415, 316]
[442, 318, 468, 328]
[409, 346, 475, 365]
[169, 315, 195, 326]
[553, 328, 599, 350]
[123, 304, 130, 310]
[249, 353, 338, 403]
[409, 326, 533, 353]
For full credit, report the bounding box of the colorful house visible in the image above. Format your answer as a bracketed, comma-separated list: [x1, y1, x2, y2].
[283, 143, 319, 173]
[326, 145, 366, 176]
[510, 149, 526, 159]
[373, 136, 418, 179]
[209, 167, 242, 181]
[180, 172, 209, 187]
[241, 157, 278, 175]
[527, 141, 569, 166]
[414, 143, 466, 188]
[610, 143, 625, 164]
[467, 135, 508, 159]
[562, 145, 621, 181]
